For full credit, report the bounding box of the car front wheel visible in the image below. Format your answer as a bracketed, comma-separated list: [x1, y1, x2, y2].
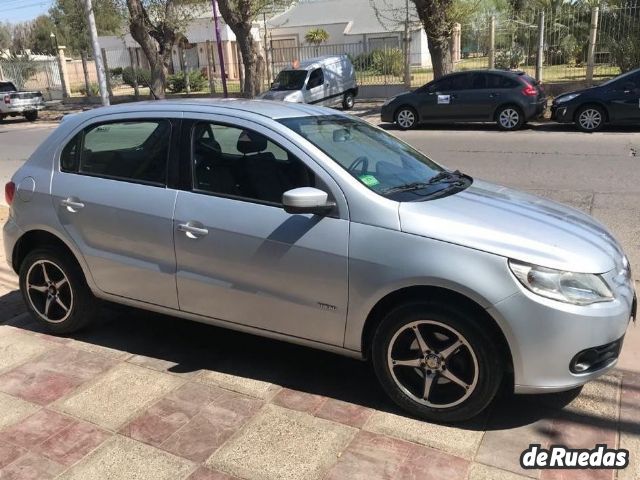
[395, 107, 417, 130]
[19, 248, 96, 334]
[575, 105, 605, 132]
[372, 301, 503, 422]
[496, 105, 524, 130]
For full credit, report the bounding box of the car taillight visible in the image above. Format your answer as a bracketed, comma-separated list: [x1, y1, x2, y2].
[522, 84, 538, 96]
[3, 95, 9, 104]
[5, 182, 15, 205]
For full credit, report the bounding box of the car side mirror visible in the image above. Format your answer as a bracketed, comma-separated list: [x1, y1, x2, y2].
[282, 187, 335, 215]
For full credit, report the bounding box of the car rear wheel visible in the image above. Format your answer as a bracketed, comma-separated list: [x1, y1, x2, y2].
[19, 248, 96, 334]
[24, 111, 38, 122]
[395, 107, 417, 130]
[575, 105, 604, 132]
[371, 301, 503, 422]
[342, 92, 355, 110]
[496, 105, 524, 130]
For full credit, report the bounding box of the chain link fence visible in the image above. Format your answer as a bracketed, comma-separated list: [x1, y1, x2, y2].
[0, 58, 62, 100]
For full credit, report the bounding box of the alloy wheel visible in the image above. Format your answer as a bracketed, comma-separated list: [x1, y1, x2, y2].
[578, 108, 602, 131]
[25, 260, 73, 323]
[498, 108, 520, 129]
[396, 109, 415, 129]
[387, 320, 479, 408]
[344, 94, 354, 109]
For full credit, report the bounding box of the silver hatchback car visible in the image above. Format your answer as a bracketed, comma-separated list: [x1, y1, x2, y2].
[3, 100, 636, 422]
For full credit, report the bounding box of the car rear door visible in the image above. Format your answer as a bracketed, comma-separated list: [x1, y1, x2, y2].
[172, 114, 350, 346]
[50, 113, 180, 309]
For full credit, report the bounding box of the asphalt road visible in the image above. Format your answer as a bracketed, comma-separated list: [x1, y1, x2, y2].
[1, 117, 638, 267]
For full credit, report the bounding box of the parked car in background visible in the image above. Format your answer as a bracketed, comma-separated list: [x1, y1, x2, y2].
[4, 100, 635, 423]
[257, 55, 358, 110]
[381, 70, 546, 130]
[551, 68, 640, 132]
[0, 81, 45, 122]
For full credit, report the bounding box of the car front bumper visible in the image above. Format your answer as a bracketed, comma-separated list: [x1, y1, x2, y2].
[488, 270, 636, 394]
[550, 103, 576, 123]
[380, 103, 396, 123]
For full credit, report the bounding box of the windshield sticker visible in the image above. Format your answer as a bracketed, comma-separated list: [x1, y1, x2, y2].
[437, 94, 451, 104]
[359, 174, 380, 187]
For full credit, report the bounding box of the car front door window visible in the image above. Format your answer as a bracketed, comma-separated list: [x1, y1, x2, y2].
[192, 122, 315, 205]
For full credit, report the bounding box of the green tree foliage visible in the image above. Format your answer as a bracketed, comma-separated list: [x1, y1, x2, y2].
[49, 0, 123, 55]
[0, 23, 11, 51]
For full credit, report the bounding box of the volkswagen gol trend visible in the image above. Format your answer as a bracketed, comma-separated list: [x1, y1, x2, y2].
[3, 100, 636, 422]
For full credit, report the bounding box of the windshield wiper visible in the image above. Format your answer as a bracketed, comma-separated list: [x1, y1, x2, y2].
[382, 170, 466, 195]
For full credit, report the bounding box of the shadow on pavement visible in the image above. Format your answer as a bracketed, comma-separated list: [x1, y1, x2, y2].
[4, 292, 638, 435]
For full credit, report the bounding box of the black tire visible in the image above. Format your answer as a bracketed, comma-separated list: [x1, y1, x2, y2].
[371, 301, 503, 423]
[19, 247, 96, 334]
[575, 104, 605, 132]
[395, 106, 418, 130]
[495, 105, 524, 131]
[24, 111, 38, 122]
[342, 91, 355, 110]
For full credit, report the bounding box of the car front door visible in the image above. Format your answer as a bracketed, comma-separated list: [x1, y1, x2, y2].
[418, 73, 472, 121]
[173, 115, 350, 346]
[607, 73, 640, 123]
[50, 114, 180, 308]
[304, 68, 328, 105]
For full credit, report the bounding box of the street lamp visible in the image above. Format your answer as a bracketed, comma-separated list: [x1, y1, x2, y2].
[49, 32, 58, 56]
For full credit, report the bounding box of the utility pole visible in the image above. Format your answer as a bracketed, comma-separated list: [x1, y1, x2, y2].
[211, 0, 228, 97]
[403, 0, 411, 88]
[82, 0, 109, 106]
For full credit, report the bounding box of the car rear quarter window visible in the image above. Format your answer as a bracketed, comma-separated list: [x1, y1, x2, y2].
[0, 82, 16, 92]
[61, 120, 171, 186]
[487, 74, 519, 88]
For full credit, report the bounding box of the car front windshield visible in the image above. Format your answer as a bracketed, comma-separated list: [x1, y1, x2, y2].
[278, 115, 470, 200]
[272, 70, 307, 91]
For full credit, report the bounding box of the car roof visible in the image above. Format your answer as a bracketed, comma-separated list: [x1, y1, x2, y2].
[72, 98, 347, 121]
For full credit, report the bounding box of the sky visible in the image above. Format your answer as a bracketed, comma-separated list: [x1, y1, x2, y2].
[1, 0, 53, 23]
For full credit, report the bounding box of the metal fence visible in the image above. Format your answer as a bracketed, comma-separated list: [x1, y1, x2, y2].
[0, 58, 62, 100]
[459, 3, 640, 83]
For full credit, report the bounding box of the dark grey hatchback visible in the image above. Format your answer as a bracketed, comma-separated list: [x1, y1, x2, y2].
[381, 69, 546, 130]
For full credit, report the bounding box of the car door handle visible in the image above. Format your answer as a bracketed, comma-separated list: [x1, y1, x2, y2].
[489, 93, 500, 98]
[177, 222, 209, 238]
[60, 198, 85, 212]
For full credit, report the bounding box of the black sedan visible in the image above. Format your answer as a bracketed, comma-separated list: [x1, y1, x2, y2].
[381, 70, 546, 131]
[551, 68, 640, 132]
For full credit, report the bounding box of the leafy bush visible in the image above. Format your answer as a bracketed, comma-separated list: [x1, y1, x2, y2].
[495, 48, 524, 69]
[559, 35, 583, 67]
[608, 34, 640, 74]
[109, 67, 123, 77]
[371, 48, 404, 77]
[81, 83, 100, 96]
[167, 70, 208, 93]
[351, 51, 375, 71]
[122, 67, 151, 87]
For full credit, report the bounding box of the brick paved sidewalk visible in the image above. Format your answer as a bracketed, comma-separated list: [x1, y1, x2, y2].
[0, 208, 638, 480]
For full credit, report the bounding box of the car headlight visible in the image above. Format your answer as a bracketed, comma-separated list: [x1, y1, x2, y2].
[555, 93, 580, 104]
[508, 260, 613, 305]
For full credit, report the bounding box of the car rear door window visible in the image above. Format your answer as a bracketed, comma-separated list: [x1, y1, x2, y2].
[76, 120, 170, 185]
[191, 122, 314, 205]
[486, 73, 519, 89]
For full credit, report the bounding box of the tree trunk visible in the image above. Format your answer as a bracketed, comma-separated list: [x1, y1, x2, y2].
[126, 0, 167, 99]
[80, 51, 92, 97]
[426, 34, 453, 79]
[411, 0, 454, 79]
[216, 0, 264, 98]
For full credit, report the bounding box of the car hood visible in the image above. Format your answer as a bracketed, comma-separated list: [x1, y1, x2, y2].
[554, 86, 598, 102]
[399, 179, 623, 273]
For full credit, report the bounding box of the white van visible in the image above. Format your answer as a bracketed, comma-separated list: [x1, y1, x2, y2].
[258, 55, 358, 109]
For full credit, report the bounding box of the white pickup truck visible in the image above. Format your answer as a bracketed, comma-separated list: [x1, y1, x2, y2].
[0, 81, 45, 122]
